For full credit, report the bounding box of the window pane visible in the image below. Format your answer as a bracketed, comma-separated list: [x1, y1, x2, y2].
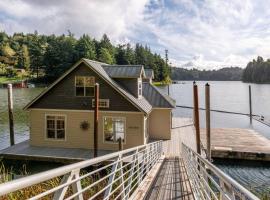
[56, 130, 65, 139]
[85, 87, 94, 96]
[57, 120, 65, 129]
[104, 117, 113, 142]
[85, 77, 95, 87]
[76, 87, 84, 96]
[115, 120, 125, 142]
[47, 119, 55, 129]
[47, 130, 55, 138]
[76, 76, 84, 86]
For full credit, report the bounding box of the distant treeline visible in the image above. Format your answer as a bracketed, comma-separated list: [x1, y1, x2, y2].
[242, 56, 270, 83]
[0, 31, 170, 82]
[171, 67, 243, 81]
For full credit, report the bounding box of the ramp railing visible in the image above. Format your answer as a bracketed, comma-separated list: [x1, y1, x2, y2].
[0, 141, 162, 199]
[182, 143, 259, 200]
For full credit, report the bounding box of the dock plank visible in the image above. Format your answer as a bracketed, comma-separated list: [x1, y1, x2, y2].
[201, 128, 270, 161]
[0, 140, 114, 163]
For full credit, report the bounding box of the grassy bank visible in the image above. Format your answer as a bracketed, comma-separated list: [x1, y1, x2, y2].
[153, 81, 170, 86]
[0, 76, 24, 84]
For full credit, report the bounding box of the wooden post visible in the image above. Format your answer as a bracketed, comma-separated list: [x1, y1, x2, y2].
[167, 84, 170, 96]
[94, 83, 99, 157]
[205, 83, 211, 160]
[193, 84, 201, 154]
[249, 85, 252, 124]
[8, 84, 15, 146]
[118, 138, 123, 151]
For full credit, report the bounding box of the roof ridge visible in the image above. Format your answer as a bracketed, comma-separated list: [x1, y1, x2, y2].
[82, 58, 108, 66]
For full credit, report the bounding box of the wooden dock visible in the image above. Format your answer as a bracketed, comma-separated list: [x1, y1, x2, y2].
[138, 117, 196, 200]
[0, 140, 114, 163]
[201, 128, 270, 161]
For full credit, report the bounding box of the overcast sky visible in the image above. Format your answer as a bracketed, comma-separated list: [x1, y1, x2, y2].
[1, 0, 270, 68]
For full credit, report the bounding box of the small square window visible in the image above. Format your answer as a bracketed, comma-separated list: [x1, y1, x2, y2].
[85, 87, 95, 97]
[76, 87, 84, 96]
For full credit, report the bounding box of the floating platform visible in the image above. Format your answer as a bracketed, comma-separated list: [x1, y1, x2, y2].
[0, 140, 114, 164]
[201, 128, 270, 161]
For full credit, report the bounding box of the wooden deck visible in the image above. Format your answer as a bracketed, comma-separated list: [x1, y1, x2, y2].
[146, 157, 194, 200]
[0, 140, 114, 163]
[142, 117, 196, 200]
[201, 128, 270, 161]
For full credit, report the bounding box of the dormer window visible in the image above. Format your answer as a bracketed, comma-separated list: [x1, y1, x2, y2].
[75, 76, 95, 97]
[138, 79, 142, 98]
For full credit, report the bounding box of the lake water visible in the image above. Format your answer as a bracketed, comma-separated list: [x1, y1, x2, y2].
[0, 82, 270, 196]
[158, 81, 270, 197]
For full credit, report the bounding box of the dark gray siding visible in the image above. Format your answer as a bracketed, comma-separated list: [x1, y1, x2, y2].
[115, 78, 139, 98]
[30, 63, 140, 112]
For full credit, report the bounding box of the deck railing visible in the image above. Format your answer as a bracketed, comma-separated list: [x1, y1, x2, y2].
[182, 143, 259, 200]
[0, 141, 162, 199]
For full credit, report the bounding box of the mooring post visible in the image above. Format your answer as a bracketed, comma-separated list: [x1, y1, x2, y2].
[193, 84, 201, 154]
[7, 84, 15, 146]
[249, 85, 252, 124]
[167, 84, 170, 96]
[205, 83, 211, 160]
[118, 138, 123, 151]
[94, 83, 99, 157]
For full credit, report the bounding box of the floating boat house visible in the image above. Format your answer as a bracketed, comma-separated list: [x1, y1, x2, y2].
[24, 59, 175, 151]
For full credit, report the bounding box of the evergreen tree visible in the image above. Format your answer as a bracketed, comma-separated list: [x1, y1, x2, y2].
[98, 47, 113, 64]
[16, 44, 30, 71]
[75, 34, 96, 60]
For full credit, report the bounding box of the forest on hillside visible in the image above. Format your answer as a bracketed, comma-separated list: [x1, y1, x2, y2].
[242, 56, 270, 83]
[171, 67, 243, 81]
[0, 31, 170, 83]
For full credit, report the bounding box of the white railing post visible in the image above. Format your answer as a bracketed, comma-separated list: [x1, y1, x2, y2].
[53, 169, 83, 200]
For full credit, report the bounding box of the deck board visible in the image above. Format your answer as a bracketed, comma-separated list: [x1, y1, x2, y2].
[146, 117, 195, 200]
[0, 140, 114, 163]
[200, 128, 270, 161]
[146, 157, 194, 200]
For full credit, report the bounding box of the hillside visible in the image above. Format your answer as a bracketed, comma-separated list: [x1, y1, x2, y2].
[171, 67, 243, 81]
[0, 32, 170, 83]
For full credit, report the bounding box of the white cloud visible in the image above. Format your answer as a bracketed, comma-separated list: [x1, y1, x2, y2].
[0, 0, 149, 41]
[1, 0, 270, 69]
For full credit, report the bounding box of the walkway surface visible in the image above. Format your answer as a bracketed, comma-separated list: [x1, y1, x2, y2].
[145, 117, 196, 200]
[0, 140, 114, 163]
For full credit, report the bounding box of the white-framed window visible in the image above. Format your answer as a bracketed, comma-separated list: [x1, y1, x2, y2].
[92, 99, 110, 108]
[46, 115, 66, 140]
[138, 79, 142, 97]
[104, 117, 125, 143]
[75, 76, 95, 97]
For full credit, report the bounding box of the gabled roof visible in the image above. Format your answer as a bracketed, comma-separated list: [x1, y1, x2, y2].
[143, 82, 175, 108]
[102, 65, 145, 78]
[24, 59, 152, 114]
[144, 69, 154, 79]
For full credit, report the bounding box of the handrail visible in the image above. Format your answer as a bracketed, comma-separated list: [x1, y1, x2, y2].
[0, 141, 163, 199]
[182, 143, 259, 200]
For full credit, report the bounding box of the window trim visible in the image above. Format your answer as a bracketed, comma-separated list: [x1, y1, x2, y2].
[138, 79, 142, 98]
[44, 114, 67, 141]
[103, 116, 126, 144]
[75, 76, 95, 97]
[92, 99, 110, 108]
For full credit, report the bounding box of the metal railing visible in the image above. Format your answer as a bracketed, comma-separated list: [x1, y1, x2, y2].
[0, 141, 163, 199]
[182, 143, 259, 200]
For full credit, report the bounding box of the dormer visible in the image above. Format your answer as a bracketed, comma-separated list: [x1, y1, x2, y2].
[143, 69, 154, 84]
[102, 65, 146, 98]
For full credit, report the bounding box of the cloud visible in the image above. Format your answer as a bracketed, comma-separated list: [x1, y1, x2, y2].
[0, 0, 148, 41]
[1, 0, 270, 68]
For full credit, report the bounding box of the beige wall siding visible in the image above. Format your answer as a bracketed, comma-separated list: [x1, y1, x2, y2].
[29, 109, 145, 150]
[149, 109, 172, 140]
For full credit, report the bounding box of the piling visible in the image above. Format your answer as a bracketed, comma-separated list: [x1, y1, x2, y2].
[249, 85, 252, 124]
[94, 83, 99, 157]
[193, 84, 201, 154]
[7, 84, 15, 146]
[118, 138, 123, 151]
[205, 83, 211, 160]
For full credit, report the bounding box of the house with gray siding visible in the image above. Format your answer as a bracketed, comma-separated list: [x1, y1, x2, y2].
[24, 59, 175, 151]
